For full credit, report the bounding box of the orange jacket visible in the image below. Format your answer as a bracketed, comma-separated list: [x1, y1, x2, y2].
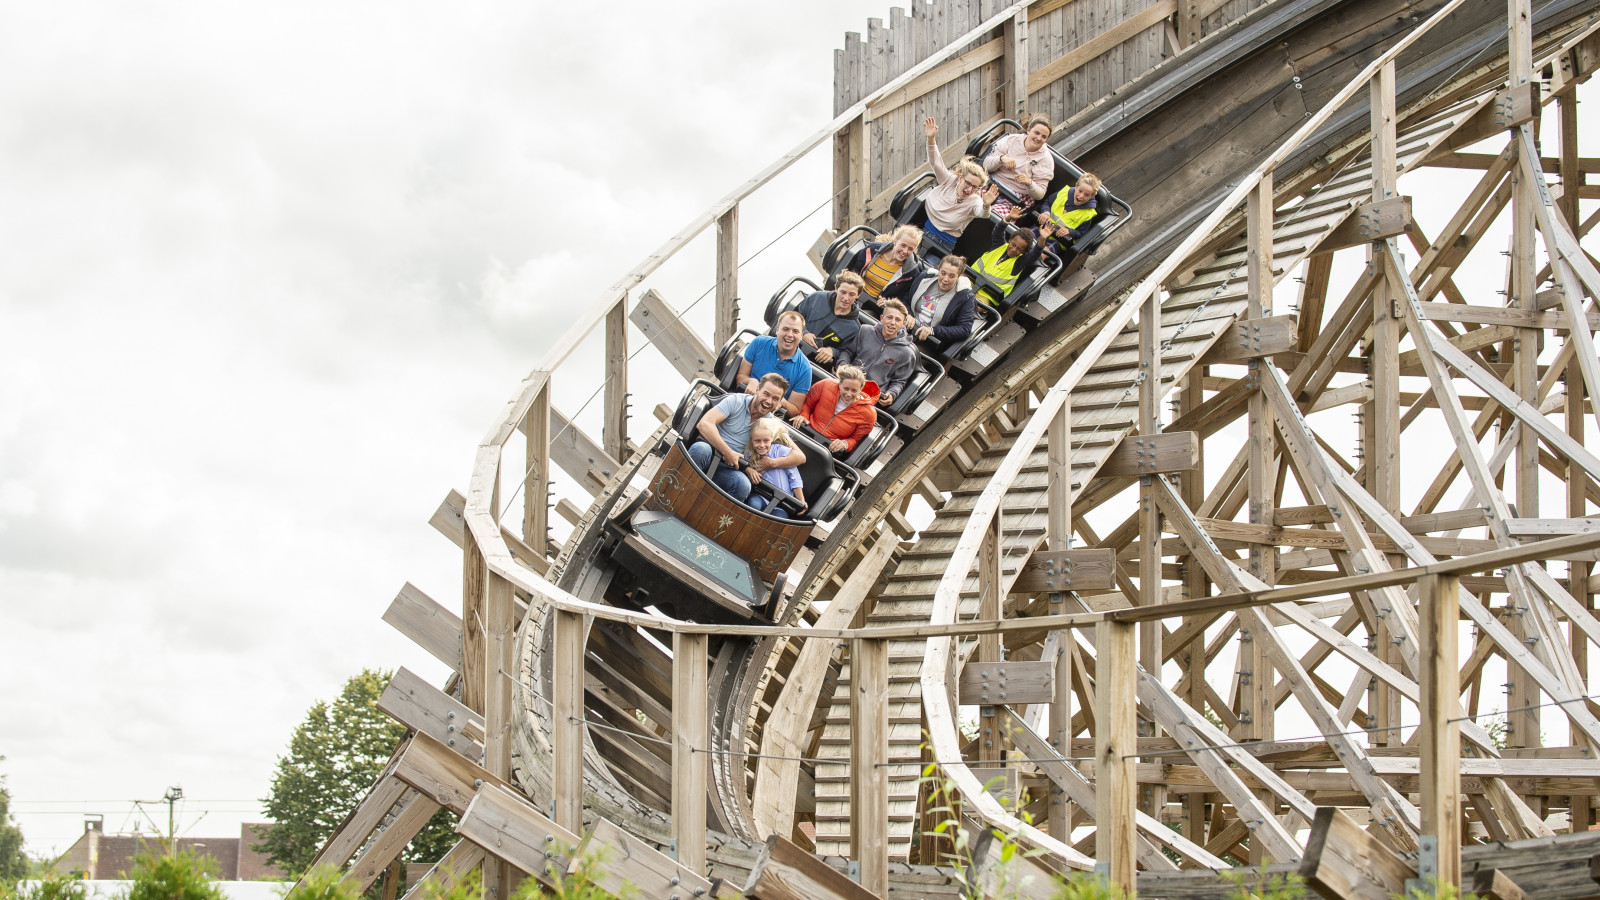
[798, 379, 879, 451]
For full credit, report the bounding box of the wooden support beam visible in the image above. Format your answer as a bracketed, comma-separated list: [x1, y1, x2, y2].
[604, 298, 629, 462]
[397, 841, 484, 900]
[306, 752, 412, 872]
[672, 631, 709, 875]
[1317, 197, 1414, 252]
[751, 532, 897, 840]
[462, 535, 488, 716]
[850, 636, 889, 896]
[1095, 619, 1137, 890]
[958, 659, 1056, 705]
[1422, 84, 1540, 163]
[455, 783, 579, 891]
[342, 793, 443, 892]
[1199, 315, 1298, 363]
[548, 407, 620, 493]
[551, 608, 586, 833]
[846, 116, 869, 227]
[524, 380, 550, 556]
[433, 489, 548, 575]
[384, 582, 463, 672]
[1028, 1, 1176, 91]
[1298, 807, 1414, 900]
[630, 288, 714, 383]
[378, 667, 485, 759]
[1011, 549, 1117, 592]
[1002, 12, 1028, 121]
[1100, 431, 1199, 477]
[1471, 869, 1534, 900]
[392, 732, 513, 815]
[1420, 572, 1463, 890]
[865, 39, 1003, 123]
[715, 207, 739, 348]
[484, 572, 515, 781]
[743, 834, 883, 900]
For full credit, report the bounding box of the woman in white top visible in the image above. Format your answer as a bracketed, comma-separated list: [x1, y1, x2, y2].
[922, 116, 999, 249]
[983, 114, 1055, 218]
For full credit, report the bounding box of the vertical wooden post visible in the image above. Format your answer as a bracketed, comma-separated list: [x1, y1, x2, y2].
[485, 572, 516, 778]
[1507, 0, 1542, 755]
[1176, 0, 1199, 49]
[462, 545, 488, 715]
[1242, 175, 1276, 750]
[1137, 290, 1163, 822]
[845, 116, 871, 228]
[1003, 10, 1029, 120]
[1047, 402, 1074, 840]
[979, 512, 1004, 764]
[850, 636, 890, 896]
[523, 382, 550, 558]
[604, 299, 629, 462]
[1558, 90, 1581, 229]
[1366, 62, 1402, 746]
[715, 206, 740, 348]
[484, 571, 518, 900]
[1178, 366, 1210, 846]
[1419, 572, 1462, 889]
[1096, 619, 1137, 894]
[551, 608, 587, 833]
[673, 632, 709, 874]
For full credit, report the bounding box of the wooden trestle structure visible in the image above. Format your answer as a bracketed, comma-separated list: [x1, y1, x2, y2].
[305, 0, 1600, 896]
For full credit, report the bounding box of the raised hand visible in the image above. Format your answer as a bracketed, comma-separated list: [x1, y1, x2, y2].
[924, 116, 939, 140]
[982, 184, 1000, 205]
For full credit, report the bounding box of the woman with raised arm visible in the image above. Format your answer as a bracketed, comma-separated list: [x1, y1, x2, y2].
[983, 114, 1055, 218]
[922, 116, 999, 250]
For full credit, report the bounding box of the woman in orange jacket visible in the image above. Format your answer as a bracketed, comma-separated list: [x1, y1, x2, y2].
[792, 366, 879, 454]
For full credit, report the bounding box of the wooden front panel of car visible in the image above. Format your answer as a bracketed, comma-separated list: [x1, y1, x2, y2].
[646, 442, 809, 582]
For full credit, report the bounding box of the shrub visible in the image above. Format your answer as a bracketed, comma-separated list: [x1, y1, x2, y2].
[120, 851, 224, 900]
[1, 874, 88, 900]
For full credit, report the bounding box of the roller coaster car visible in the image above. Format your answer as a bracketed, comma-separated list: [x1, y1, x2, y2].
[713, 325, 942, 420]
[820, 224, 1058, 316]
[962, 118, 1132, 269]
[605, 381, 859, 623]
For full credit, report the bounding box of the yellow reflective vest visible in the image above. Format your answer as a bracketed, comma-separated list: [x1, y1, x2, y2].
[973, 244, 1023, 306]
[1040, 186, 1097, 235]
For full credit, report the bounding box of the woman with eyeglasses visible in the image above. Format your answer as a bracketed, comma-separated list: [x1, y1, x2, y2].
[922, 116, 999, 251]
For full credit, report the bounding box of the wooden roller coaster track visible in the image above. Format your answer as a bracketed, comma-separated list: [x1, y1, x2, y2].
[304, 0, 1600, 896]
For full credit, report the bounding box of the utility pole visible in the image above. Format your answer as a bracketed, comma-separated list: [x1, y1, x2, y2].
[162, 786, 183, 856]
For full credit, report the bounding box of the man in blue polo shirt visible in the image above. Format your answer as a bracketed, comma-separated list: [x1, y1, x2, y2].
[736, 309, 812, 415]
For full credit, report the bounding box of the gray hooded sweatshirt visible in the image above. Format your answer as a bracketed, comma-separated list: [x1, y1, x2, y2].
[839, 324, 917, 400]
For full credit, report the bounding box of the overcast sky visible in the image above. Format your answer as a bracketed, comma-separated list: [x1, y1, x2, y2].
[6, 0, 1596, 862]
[0, 0, 908, 856]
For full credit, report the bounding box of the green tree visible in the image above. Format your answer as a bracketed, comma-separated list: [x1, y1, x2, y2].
[0, 758, 28, 883]
[258, 671, 455, 876]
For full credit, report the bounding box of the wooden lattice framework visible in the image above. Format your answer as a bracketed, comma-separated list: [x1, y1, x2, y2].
[298, 0, 1600, 897]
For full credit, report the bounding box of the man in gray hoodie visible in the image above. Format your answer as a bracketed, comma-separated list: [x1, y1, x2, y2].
[839, 298, 917, 407]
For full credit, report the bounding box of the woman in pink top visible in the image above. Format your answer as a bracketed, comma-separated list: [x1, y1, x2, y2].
[922, 116, 999, 249]
[983, 114, 1055, 217]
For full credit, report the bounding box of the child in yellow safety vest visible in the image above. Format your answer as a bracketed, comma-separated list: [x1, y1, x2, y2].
[1038, 173, 1101, 247]
[973, 215, 1057, 307]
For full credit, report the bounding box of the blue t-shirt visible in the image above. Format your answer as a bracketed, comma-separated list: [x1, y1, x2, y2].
[710, 394, 761, 454]
[743, 335, 812, 398]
